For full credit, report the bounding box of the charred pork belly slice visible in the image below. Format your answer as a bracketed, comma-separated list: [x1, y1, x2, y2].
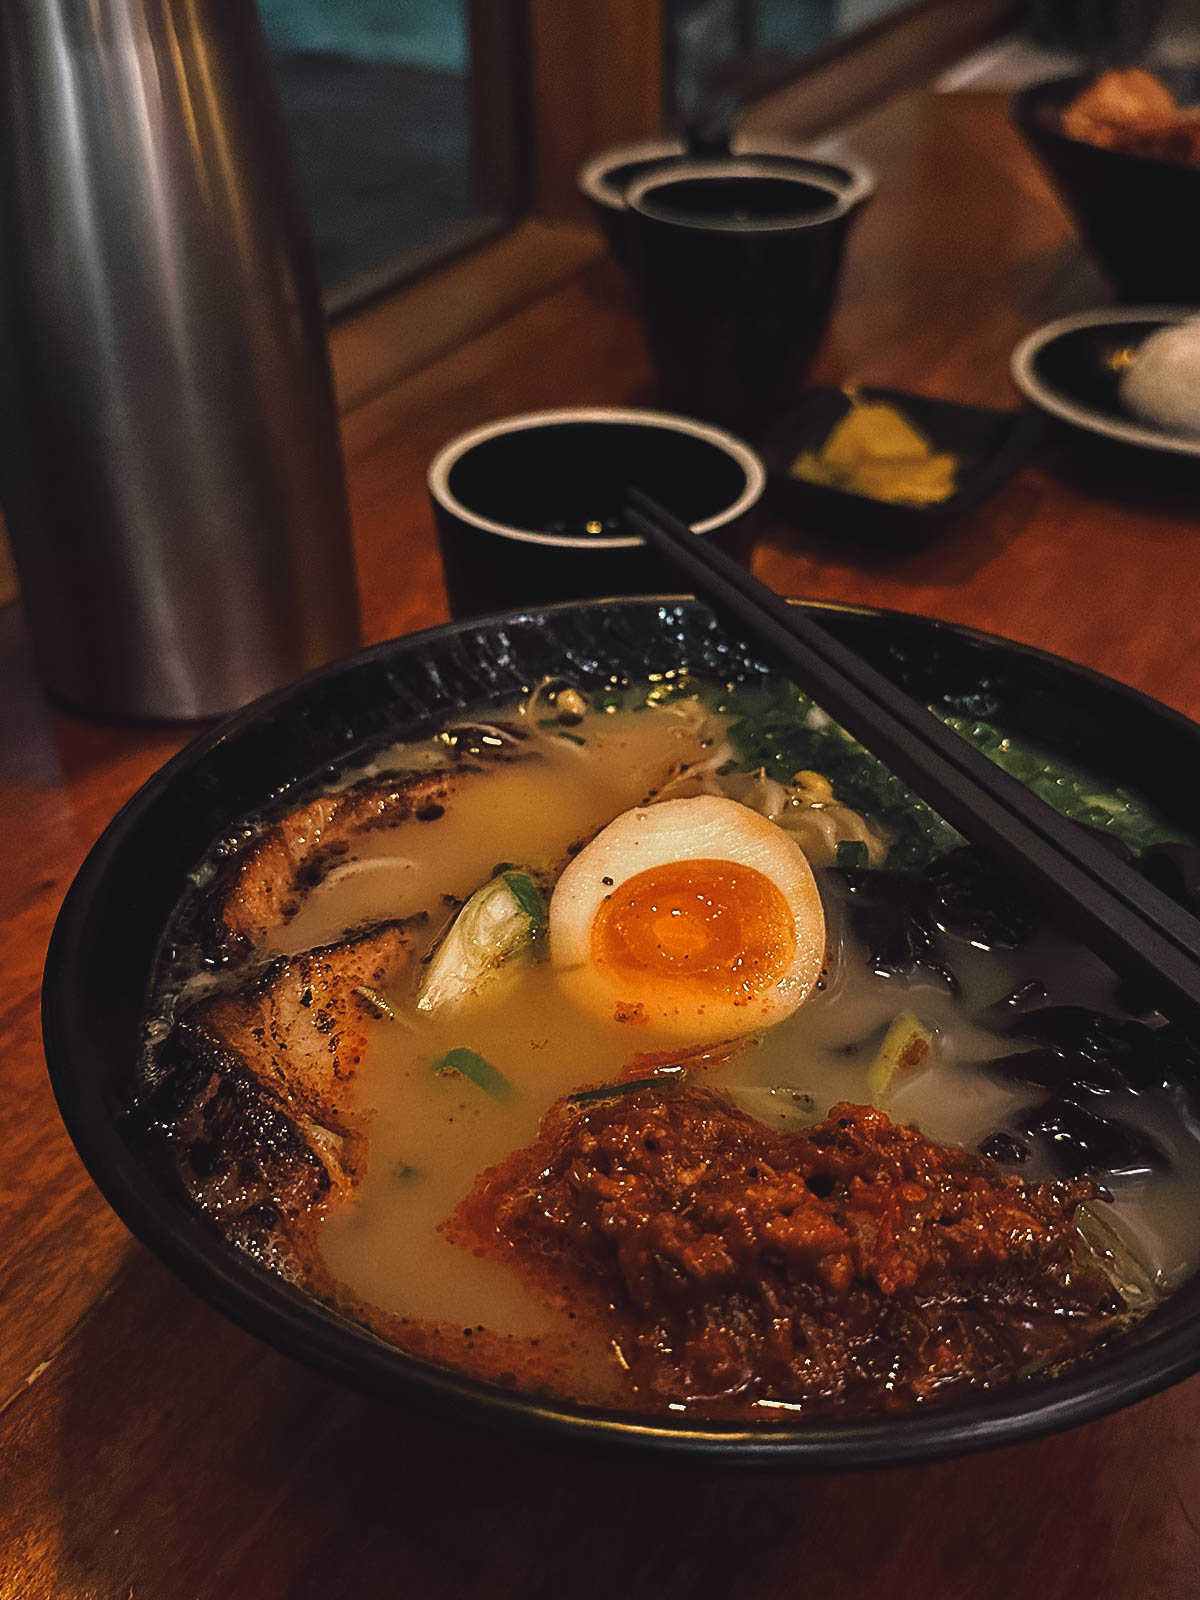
[200, 736, 539, 961]
[204, 769, 467, 958]
[137, 918, 420, 1256]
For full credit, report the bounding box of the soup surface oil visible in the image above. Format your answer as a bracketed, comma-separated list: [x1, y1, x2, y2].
[309, 702, 1200, 1371]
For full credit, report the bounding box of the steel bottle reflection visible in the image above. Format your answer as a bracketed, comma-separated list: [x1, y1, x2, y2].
[0, 0, 361, 719]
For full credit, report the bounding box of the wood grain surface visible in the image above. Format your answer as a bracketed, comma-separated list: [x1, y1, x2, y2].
[2, 91, 1199, 1599]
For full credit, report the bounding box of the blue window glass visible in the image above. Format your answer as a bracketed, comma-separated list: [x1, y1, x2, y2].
[259, 0, 492, 302]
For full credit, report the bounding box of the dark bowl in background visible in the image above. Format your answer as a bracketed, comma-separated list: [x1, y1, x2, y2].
[577, 133, 875, 267]
[427, 408, 765, 617]
[1013, 69, 1200, 303]
[762, 386, 1040, 543]
[43, 597, 1200, 1469]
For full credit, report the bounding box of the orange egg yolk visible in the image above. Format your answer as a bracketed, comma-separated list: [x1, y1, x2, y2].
[590, 859, 796, 1004]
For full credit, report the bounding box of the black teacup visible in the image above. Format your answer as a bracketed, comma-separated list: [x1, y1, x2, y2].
[624, 158, 873, 439]
[578, 135, 872, 268]
[427, 407, 765, 618]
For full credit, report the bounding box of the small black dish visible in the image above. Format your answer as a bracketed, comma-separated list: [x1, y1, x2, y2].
[762, 386, 1038, 542]
[1011, 307, 1200, 459]
[1013, 69, 1200, 303]
[41, 597, 1200, 1468]
[427, 407, 766, 618]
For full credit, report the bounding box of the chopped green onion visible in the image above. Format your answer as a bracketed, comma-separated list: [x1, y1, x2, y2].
[418, 870, 545, 1012]
[1076, 1203, 1160, 1313]
[502, 870, 544, 925]
[503, 870, 547, 956]
[432, 1047, 513, 1101]
[729, 1085, 820, 1130]
[569, 1068, 686, 1105]
[867, 1010, 933, 1099]
[390, 1159, 418, 1182]
[836, 839, 870, 869]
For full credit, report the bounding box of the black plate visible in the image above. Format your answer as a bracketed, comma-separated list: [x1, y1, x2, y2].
[1013, 69, 1200, 303]
[1012, 308, 1200, 458]
[42, 598, 1200, 1468]
[763, 387, 1038, 542]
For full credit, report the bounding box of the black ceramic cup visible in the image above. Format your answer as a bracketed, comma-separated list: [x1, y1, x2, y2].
[577, 134, 873, 268]
[427, 407, 765, 618]
[622, 158, 872, 439]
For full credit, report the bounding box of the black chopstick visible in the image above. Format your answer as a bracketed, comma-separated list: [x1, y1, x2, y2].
[626, 487, 1200, 1019]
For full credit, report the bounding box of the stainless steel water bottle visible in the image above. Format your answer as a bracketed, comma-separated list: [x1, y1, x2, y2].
[0, 0, 362, 719]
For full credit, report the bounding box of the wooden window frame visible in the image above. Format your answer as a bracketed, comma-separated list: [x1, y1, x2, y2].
[662, 0, 1017, 133]
[739, 0, 1019, 145]
[523, 0, 665, 221]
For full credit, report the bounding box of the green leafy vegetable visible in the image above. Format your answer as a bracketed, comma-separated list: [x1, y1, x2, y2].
[727, 681, 960, 869]
[418, 871, 545, 1013]
[835, 839, 869, 870]
[432, 1047, 513, 1101]
[942, 714, 1179, 855]
[726, 680, 1183, 869]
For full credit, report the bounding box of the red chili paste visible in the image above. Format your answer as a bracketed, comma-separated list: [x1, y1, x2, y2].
[449, 1087, 1125, 1418]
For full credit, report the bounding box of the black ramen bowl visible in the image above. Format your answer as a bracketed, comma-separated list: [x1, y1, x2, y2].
[427, 408, 766, 617]
[1013, 69, 1200, 303]
[763, 386, 1041, 542]
[42, 598, 1200, 1469]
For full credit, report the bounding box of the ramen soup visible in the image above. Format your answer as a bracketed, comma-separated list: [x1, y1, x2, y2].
[138, 676, 1200, 1421]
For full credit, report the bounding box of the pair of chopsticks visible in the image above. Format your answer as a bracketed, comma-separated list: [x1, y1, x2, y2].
[626, 488, 1200, 1019]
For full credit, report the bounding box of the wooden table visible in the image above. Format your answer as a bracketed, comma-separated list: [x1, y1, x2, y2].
[3, 90, 1199, 1599]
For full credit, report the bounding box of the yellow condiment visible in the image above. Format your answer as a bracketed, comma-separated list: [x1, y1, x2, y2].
[790, 392, 959, 507]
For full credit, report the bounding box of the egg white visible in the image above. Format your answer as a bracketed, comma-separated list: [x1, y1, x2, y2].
[549, 795, 826, 1040]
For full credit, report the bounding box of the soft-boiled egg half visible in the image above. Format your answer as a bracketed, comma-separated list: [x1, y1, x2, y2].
[549, 795, 826, 1041]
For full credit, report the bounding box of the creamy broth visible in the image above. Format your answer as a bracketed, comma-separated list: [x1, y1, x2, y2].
[312, 695, 1200, 1358]
[271, 706, 706, 956]
[322, 883, 1200, 1342]
[151, 681, 1200, 1413]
